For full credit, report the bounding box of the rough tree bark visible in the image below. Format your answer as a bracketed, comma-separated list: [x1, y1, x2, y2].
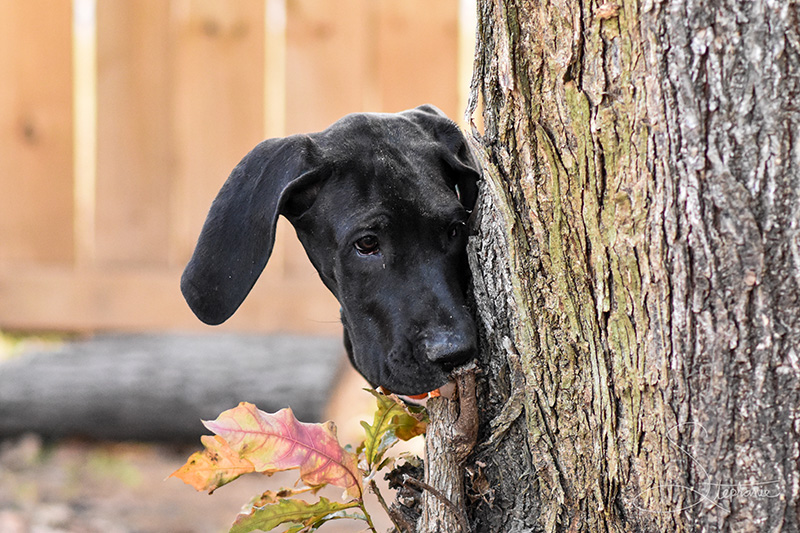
[450, 0, 800, 531]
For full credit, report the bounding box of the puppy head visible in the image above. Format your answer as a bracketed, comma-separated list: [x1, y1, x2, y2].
[181, 105, 481, 395]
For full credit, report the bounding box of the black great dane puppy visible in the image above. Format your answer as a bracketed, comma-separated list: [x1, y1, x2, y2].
[181, 105, 480, 398]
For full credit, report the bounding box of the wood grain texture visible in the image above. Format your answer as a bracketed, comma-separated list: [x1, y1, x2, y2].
[170, 0, 267, 266]
[95, 1, 172, 267]
[0, 1, 73, 263]
[285, 0, 369, 134]
[374, 0, 460, 117]
[0, 265, 339, 334]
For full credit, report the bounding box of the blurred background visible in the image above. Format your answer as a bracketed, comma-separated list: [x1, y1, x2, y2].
[0, 0, 476, 531]
[1, 0, 476, 333]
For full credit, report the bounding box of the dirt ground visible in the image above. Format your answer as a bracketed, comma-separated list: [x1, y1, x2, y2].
[0, 367, 401, 533]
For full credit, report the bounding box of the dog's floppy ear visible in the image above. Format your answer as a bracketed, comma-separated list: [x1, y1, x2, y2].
[402, 104, 481, 211]
[181, 135, 323, 325]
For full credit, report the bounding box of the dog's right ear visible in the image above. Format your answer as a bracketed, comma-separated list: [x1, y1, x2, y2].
[181, 135, 323, 325]
[402, 105, 482, 212]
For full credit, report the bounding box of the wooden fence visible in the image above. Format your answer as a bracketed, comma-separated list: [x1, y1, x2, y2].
[0, 0, 469, 334]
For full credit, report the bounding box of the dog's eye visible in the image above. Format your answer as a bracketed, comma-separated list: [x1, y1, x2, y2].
[354, 235, 380, 255]
[448, 222, 465, 240]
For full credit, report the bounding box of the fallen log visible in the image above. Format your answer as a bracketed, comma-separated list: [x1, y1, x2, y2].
[0, 333, 343, 441]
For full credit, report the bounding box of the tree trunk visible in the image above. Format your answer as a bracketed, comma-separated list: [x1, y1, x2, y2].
[462, 0, 800, 531]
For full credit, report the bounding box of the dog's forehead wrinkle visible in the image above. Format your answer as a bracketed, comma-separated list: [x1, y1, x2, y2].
[372, 174, 462, 223]
[318, 180, 459, 244]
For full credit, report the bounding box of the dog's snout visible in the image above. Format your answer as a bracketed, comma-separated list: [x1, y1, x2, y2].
[423, 331, 475, 367]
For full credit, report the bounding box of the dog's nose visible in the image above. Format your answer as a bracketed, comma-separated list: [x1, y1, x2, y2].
[423, 331, 475, 367]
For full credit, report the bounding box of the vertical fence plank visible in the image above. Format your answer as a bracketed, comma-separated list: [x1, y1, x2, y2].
[95, 1, 172, 267]
[376, 0, 459, 117]
[285, 0, 369, 134]
[170, 0, 267, 266]
[281, 0, 372, 283]
[0, 1, 74, 263]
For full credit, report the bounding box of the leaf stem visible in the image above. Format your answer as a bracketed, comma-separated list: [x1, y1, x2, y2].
[358, 500, 378, 533]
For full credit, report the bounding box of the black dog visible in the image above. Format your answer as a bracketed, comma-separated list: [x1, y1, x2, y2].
[181, 105, 480, 397]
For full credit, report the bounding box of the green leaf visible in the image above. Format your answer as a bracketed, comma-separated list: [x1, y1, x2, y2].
[229, 497, 361, 533]
[242, 488, 316, 513]
[360, 390, 427, 471]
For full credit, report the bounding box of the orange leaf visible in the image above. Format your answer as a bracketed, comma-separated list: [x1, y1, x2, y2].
[170, 434, 255, 493]
[203, 402, 363, 499]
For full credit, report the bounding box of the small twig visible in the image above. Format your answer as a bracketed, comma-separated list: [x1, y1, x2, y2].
[357, 499, 379, 533]
[369, 479, 412, 533]
[403, 475, 470, 533]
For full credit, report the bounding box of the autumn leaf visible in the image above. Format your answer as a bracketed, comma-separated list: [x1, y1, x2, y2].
[170, 434, 255, 493]
[244, 487, 316, 510]
[360, 389, 428, 471]
[229, 497, 362, 533]
[203, 402, 363, 499]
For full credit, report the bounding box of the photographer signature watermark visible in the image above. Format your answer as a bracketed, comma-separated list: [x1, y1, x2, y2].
[632, 422, 783, 514]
